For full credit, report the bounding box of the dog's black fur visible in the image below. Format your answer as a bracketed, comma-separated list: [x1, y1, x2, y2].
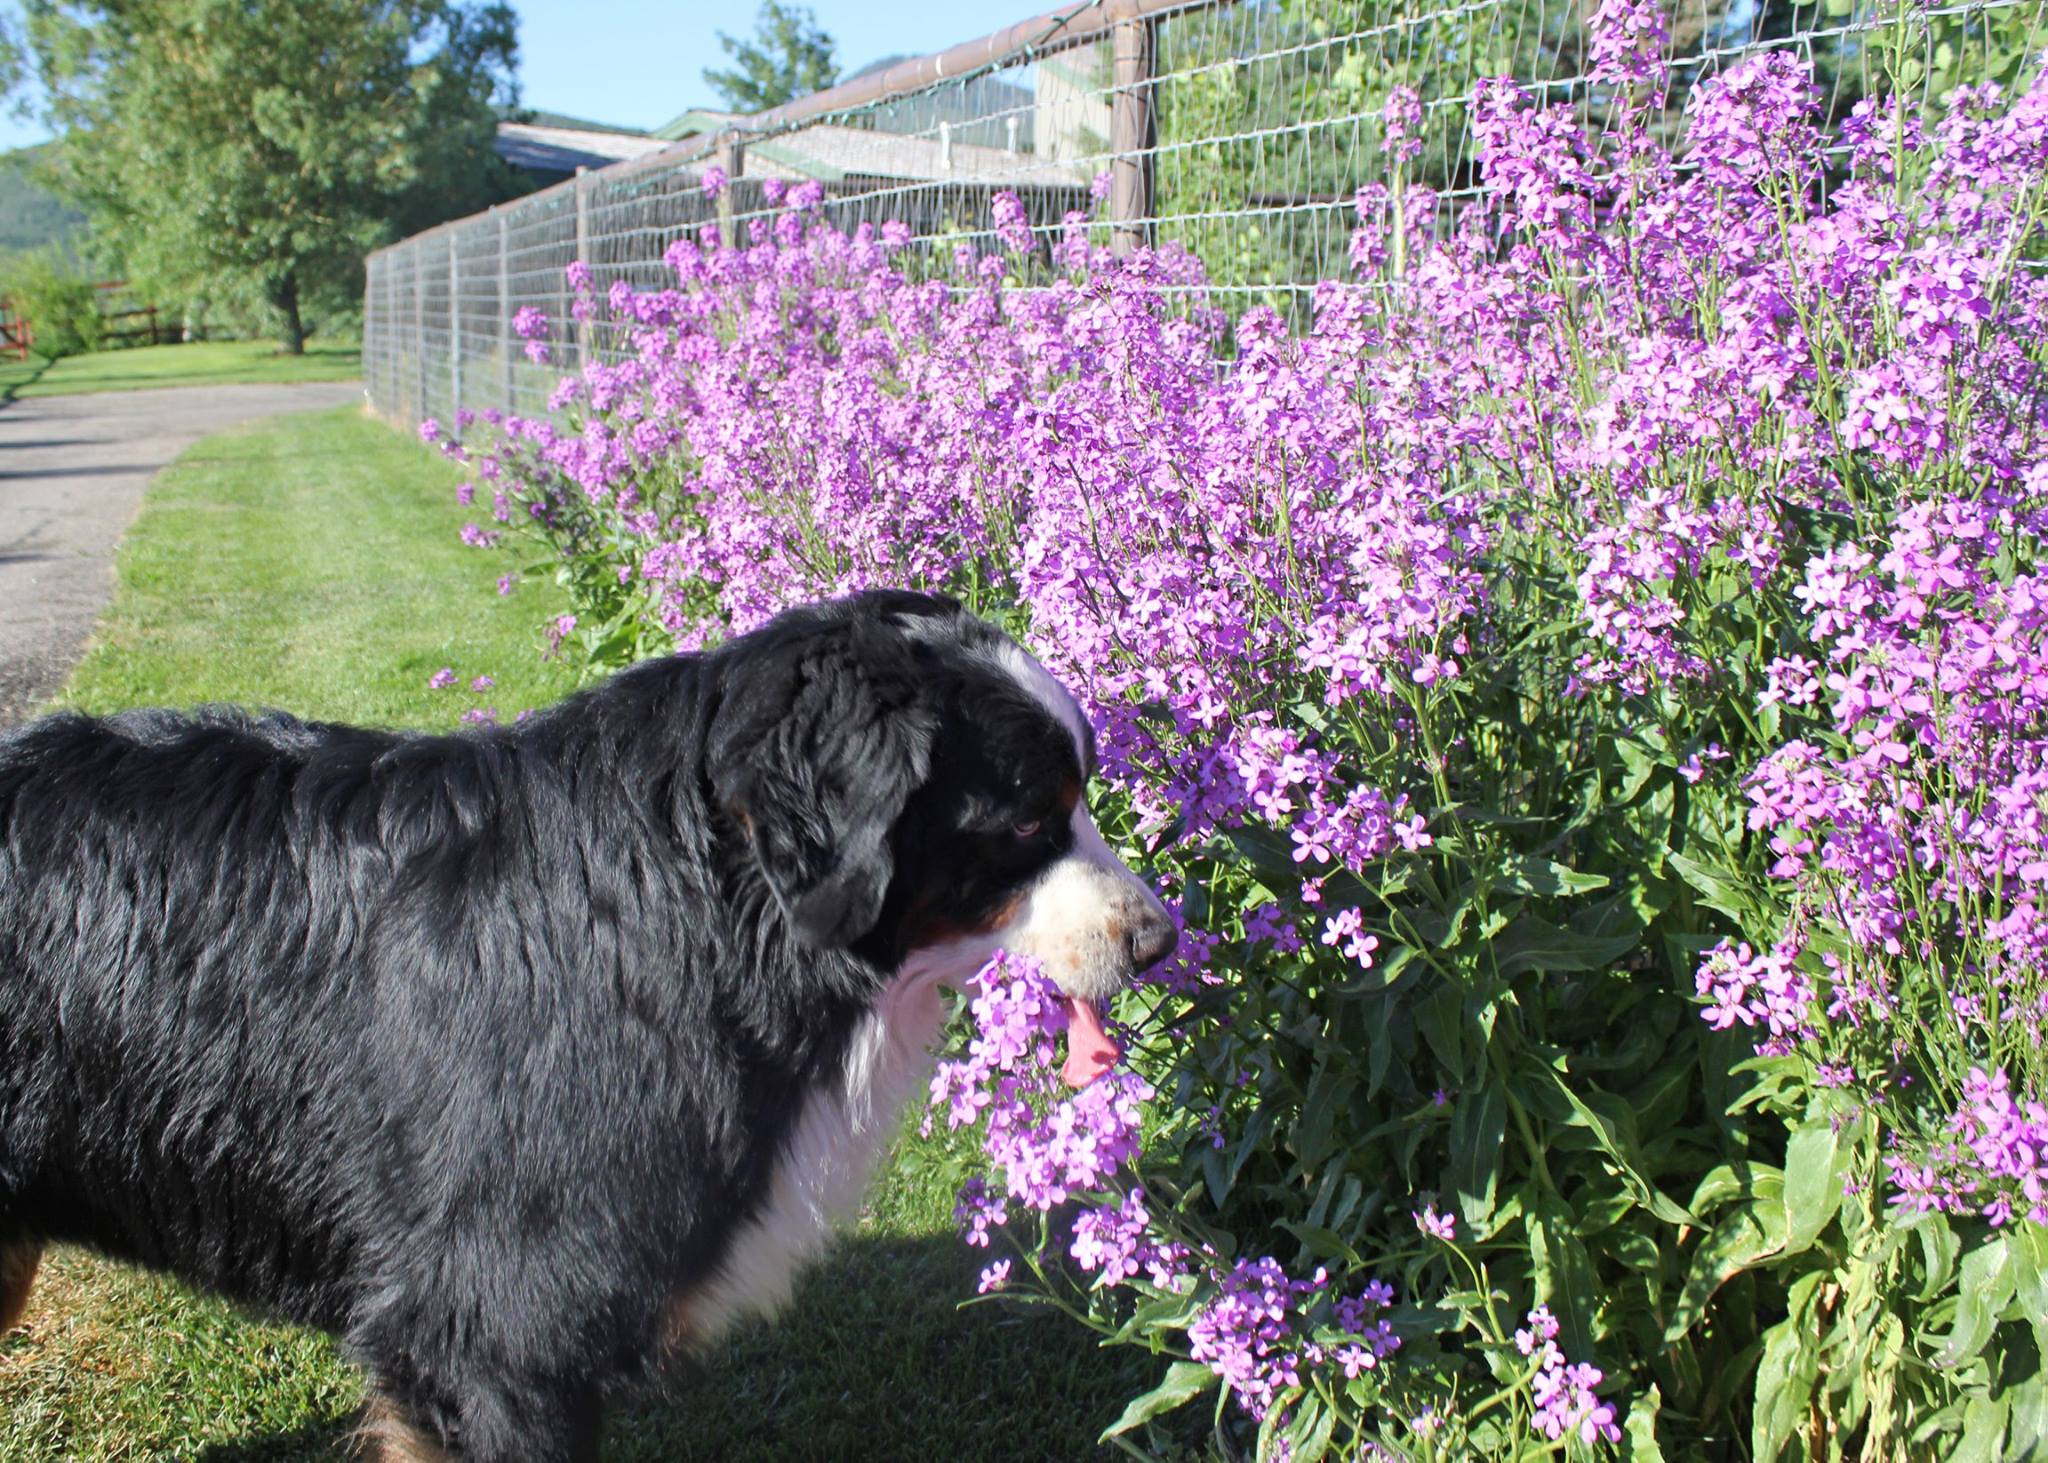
[0, 589, 1162, 1461]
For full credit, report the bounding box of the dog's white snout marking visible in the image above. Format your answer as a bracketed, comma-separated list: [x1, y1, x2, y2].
[1000, 806, 1172, 1004]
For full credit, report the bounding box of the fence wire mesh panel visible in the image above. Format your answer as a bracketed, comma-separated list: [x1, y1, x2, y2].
[363, 0, 2048, 426]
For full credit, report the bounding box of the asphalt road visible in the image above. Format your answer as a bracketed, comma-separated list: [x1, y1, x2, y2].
[0, 379, 366, 726]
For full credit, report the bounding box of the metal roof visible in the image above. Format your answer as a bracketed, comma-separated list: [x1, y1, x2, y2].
[494, 122, 666, 176]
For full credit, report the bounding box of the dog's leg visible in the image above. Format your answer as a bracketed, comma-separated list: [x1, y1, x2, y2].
[0, 1239, 40, 1336]
[357, 1381, 601, 1463]
[355, 1390, 454, 1463]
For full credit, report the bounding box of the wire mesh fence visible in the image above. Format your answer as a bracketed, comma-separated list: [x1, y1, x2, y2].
[364, 0, 2047, 427]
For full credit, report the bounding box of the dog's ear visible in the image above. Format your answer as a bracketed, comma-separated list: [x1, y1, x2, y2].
[707, 617, 935, 949]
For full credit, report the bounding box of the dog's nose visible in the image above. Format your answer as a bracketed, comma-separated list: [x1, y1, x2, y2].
[1126, 907, 1178, 971]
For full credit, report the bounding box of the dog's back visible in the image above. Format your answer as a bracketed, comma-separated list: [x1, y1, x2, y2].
[0, 707, 412, 1324]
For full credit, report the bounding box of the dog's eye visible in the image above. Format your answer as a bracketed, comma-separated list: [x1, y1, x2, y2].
[1013, 819, 1043, 839]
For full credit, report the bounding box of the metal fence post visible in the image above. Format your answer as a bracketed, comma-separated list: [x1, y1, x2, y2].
[412, 250, 425, 426]
[497, 208, 511, 412]
[573, 169, 591, 368]
[1111, 7, 1155, 259]
[448, 231, 462, 421]
[362, 255, 376, 411]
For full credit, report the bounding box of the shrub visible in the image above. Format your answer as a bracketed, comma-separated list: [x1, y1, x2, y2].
[1, 248, 102, 357]
[432, 8, 2048, 1455]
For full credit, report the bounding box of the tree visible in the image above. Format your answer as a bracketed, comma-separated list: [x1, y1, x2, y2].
[22, 0, 518, 353]
[704, 1, 837, 113]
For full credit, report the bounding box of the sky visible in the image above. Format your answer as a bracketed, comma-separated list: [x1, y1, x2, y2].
[0, 0, 1064, 151]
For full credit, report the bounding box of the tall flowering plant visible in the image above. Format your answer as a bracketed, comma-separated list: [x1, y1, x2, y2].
[433, 12, 2048, 1455]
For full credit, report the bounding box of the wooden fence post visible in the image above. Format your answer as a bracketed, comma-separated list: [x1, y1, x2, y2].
[1111, 6, 1156, 259]
[717, 129, 745, 248]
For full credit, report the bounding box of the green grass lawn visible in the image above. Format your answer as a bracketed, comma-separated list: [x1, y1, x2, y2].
[0, 339, 360, 403]
[0, 406, 1154, 1461]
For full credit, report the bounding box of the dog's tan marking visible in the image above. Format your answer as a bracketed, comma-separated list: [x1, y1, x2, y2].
[658, 1286, 700, 1359]
[0, 1241, 40, 1337]
[356, 1392, 454, 1463]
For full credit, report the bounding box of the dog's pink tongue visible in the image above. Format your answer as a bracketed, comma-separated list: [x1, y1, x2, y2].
[1061, 997, 1120, 1088]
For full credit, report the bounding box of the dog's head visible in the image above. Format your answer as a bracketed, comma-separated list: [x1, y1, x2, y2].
[707, 591, 1174, 1083]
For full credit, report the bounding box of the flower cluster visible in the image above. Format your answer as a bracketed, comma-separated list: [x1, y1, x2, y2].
[929, 955, 1150, 1214]
[1518, 1308, 1622, 1446]
[933, 953, 1411, 1426]
[1888, 1067, 2048, 1226]
[426, 13, 2048, 1452]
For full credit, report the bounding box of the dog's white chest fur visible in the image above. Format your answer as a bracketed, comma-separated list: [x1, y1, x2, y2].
[683, 972, 953, 1343]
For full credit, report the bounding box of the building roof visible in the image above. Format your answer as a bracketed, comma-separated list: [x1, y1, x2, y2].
[744, 124, 1086, 188]
[494, 122, 666, 176]
[655, 108, 1085, 189]
[655, 108, 749, 142]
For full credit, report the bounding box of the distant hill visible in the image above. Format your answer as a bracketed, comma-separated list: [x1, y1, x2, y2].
[0, 145, 88, 258]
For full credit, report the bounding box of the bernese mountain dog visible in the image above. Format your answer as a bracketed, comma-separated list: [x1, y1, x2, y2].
[0, 589, 1175, 1461]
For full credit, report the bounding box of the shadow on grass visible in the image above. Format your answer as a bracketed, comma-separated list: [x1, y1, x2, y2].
[16, 366, 361, 394]
[189, 1233, 1164, 1463]
[0, 357, 56, 405]
[609, 1232, 1163, 1462]
[196, 1424, 356, 1462]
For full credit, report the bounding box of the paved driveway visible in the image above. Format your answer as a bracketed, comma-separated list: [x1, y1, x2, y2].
[0, 380, 366, 725]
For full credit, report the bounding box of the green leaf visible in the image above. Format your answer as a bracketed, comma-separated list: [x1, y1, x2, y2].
[1416, 981, 1466, 1080]
[1753, 1275, 1821, 1462]
[1492, 917, 1641, 978]
[1280, 1222, 1363, 1269]
[1914, 1212, 1963, 1300]
[1937, 1238, 2016, 1368]
[1624, 1383, 1667, 1462]
[1687, 1162, 1763, 1216]
[1447, 1082, 1507, 1229]
[1099, 1360, 1218, 1440]
[1779, 1121, 1849, 1256]
[1224, 825, 1305, 884]
[1289, 1393, 1338, 1463]
[2010, 1222, 2048, 1322]
[1295, 1057, 1354, 1170]
[2005, 1341, 2048, 1462]
[1665, 1204, 1787, 1343]
[1493, 855, 1611, 898]
[1105, 1289, 1206, 1346]
[1951, 1392, 2009, 1463]
[1528, 1195, 1599, 1360]
[1549, 1071, 1694, 1225]
[1365, 1007, 1399, 1100]
[1668, 849, 1756, 925]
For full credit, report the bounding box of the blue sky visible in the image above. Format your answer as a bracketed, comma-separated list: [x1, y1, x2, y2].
[0, 0, 1058, 151]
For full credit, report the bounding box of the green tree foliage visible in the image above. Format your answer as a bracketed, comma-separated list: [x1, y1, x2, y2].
[22, 0, 519, 352]
[704, 0, 838, 114]
[0, 16, 22, 99]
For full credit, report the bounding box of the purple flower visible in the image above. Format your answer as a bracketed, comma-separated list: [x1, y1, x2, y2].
[1414, 1205, 1457, 1242]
